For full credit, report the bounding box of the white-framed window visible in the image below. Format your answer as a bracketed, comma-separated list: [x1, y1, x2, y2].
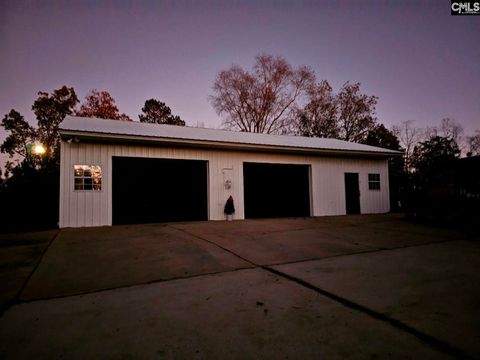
[74, 165, 102, 191]
[368, 173, 380, 190]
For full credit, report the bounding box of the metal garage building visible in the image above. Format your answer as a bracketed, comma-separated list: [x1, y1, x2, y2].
[58, 116, 399, 228]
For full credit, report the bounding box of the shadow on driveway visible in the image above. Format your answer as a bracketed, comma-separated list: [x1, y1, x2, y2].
[20, 223, 252, 300]
[0, 230, 57, 314]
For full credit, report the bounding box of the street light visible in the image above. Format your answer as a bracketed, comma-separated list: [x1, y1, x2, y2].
[33, 144, 46, 155]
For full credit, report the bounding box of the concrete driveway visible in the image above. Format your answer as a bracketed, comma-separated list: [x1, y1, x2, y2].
[0, 214, 478, 359]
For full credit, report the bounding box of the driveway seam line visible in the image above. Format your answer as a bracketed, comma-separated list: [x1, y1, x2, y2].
[169, 223, 471, 358]
[169, 225, 257, 267]
[262, 265, 474, 360]
[15, 266, 256, 305]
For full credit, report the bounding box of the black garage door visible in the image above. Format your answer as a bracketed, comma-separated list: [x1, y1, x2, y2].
[113, 157, 208, 225]
[243, 162, 310, 219]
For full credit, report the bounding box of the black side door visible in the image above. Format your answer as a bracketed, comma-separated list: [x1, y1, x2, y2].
[344, 172, 360, 214]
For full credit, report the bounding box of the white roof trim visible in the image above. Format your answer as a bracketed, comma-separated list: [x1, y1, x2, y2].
[59, 116, 401, 157]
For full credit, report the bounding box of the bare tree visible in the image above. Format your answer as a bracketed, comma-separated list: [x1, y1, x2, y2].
[423, 125, 438, 140]
[392, 120, 423, 172]
[336, 82, 378, 142]
[423, 118, 465, 154]
[467, 130, 480, 156]
[295, 81, 377, 142]
[439, 117, 463, 143]
[295, 80, 339, 138]
[211, 54, 315, 134]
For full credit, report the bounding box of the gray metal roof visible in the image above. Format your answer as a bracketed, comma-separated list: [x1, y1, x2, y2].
[59, 116, 401, 157]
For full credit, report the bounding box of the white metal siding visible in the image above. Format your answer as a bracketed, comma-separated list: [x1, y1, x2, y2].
[59, 142, 390, 228]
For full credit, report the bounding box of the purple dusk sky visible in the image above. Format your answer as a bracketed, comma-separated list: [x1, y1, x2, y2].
[0, 0, 478, 165]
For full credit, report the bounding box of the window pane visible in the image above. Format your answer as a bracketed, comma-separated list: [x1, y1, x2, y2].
[84, 178, 93, 190]
[74, 166, 83, 177]
[83, 168, 92, 177]
[74, 178, 83, 190]
[91, 166, 102, 177]
[93, 177, 101, 190]
[369, 181, 380, 190]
